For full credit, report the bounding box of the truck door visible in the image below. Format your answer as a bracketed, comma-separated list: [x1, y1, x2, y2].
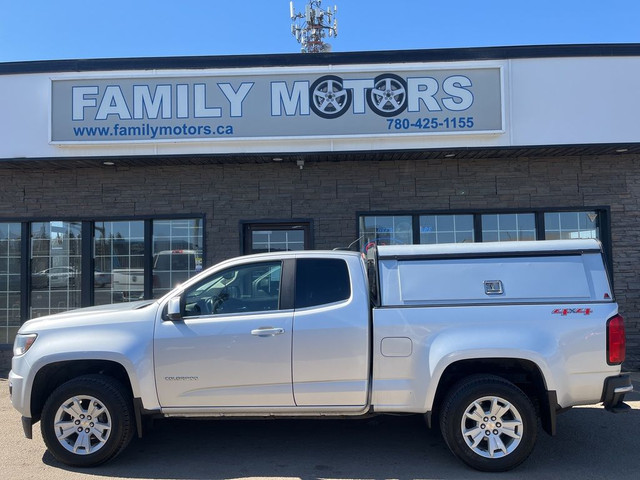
[154, 260, 295, 407]
[292, 257, 370, 406]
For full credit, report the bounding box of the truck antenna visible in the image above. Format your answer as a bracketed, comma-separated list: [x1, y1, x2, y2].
[333, 234, 364, 251]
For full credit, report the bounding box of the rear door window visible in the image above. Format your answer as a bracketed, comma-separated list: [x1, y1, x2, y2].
[295, 258, 350, 308]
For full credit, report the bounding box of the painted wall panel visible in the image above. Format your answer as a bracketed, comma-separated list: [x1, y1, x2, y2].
[0, 56, 637, 159]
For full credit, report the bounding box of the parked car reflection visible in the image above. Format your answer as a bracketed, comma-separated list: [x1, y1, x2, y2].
[94, 269, 111, 288]
[32, 266, 79, 289]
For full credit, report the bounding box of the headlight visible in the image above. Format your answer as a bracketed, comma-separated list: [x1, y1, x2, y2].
[13, 333, 37, 356]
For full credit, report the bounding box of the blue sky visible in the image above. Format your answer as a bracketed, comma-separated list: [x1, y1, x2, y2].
[1, 0, 638, 62]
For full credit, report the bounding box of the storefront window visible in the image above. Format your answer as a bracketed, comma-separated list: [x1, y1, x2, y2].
[30, 221, 82, 318]
[481, 213, 536, 242]
[153, 219, 204, 298]
[251, 229, 305, 253]
[94, 221, 144, 305]
[419, 215, 474, 244]
[359, 215, 413, 251]
[544, 211, 599, 240]
[360, 211, 602, 247]
[0, 223, 21, 344]
[242, 222, 311, 254]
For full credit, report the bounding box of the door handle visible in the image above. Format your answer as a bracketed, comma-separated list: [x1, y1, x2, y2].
[251, 327, 285, 337]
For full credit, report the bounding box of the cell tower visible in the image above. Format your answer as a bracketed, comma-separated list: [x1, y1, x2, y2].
[290, 1, 338, 53]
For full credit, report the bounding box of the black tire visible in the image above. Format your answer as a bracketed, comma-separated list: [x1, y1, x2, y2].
[439, 374, 537, 472]
[40, 374, 135, 467]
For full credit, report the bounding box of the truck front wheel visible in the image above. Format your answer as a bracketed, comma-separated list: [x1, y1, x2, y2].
[439, 374, 537, 472]
[40, 374, 134, 467]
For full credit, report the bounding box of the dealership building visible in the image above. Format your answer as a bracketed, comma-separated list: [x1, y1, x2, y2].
[1, 44, 639, 369]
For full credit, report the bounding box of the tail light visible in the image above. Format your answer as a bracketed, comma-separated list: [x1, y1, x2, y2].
[607, 314, 626, 365]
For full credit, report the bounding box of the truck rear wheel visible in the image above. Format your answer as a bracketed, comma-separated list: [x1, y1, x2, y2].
[40, 374, 134, 467]
[439, 374, 537, 472]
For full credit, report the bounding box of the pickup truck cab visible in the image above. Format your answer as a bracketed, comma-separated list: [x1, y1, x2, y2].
[9, 239, 631, 472]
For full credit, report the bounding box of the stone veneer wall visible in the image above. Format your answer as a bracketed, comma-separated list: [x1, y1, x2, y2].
[0, 153, 638, 369]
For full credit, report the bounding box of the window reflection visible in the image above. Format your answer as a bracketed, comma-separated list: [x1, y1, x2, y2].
[359, 215, 413, 252]
[251, 230, 305, 253]
[481, 214, 536, 242]
[0, 223, 21, 344]
[30, 222, 82, 318]
[94, 221, 144, 305]
[153, 219, 204, 298]
[419, 215, 474, 244]
[544, 212, 598, 240]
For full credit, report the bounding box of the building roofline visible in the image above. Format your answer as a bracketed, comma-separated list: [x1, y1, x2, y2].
[1, 142, 639, 169]
[2, 43, 640, 75]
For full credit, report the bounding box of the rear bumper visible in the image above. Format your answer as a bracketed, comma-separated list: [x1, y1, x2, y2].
[601, 374, 633, 412]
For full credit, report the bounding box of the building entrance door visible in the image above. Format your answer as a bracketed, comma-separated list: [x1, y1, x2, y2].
[242, 222, 312, 255]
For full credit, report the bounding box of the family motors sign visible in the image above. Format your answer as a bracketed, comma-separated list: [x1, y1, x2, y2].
[50, 66, 502, 143]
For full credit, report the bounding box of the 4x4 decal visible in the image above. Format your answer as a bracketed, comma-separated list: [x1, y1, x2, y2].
[552, 308, 593, 316]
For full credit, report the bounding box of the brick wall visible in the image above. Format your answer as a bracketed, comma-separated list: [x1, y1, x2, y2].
[1, 153, 639, 370]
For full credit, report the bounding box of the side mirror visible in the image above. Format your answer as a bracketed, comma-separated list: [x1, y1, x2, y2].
[166, 296, 183, 321]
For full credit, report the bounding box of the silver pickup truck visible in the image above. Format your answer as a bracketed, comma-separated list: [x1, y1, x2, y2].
[9, 239, 632, 471]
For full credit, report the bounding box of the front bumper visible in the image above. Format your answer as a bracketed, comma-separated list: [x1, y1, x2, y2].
[8, 367, 34, 434]
[601, 374, 633, 412]
[8, 370, 33, 439]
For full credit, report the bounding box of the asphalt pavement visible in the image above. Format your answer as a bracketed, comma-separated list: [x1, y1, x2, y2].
[0, 373, 639, 480]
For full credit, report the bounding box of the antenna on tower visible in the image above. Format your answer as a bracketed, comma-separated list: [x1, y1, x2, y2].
[290, 1, 338, 53]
